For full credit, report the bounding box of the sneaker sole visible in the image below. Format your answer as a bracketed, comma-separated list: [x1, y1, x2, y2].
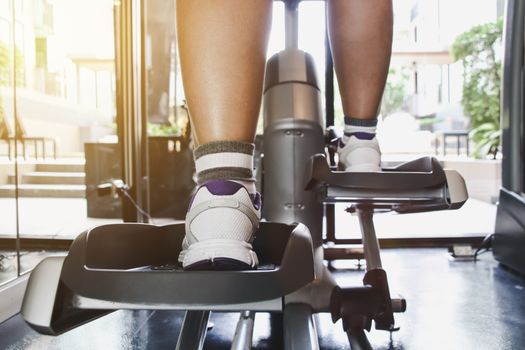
[179, 239, 259, 271]
[184, 258, 254, 271]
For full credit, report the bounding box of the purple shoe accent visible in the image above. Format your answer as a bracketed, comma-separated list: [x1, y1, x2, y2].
[187, 180, 241, 210]
[343, 131, 376, 141]
[203, 179, 245, 196]
[252, 192, 262, 210]
[186, 179, 261, 211]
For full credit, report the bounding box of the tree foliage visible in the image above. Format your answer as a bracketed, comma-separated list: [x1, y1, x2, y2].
[381, 68, 409, 118]
[0, 42, 25, 132]
[0, 42, 25, 87]
[0, 42, 9, 87]
[0, 42, 8, 129]
[451, 19, 503, 159]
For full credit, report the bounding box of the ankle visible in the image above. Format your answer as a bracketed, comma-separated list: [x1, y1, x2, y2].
[341, 116, 378, 145]
[194, 140, 256, 195]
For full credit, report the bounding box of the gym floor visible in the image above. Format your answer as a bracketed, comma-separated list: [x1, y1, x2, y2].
[1, 248, 524, 350]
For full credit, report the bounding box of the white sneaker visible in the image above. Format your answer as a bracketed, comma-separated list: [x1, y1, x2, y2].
[337, 134, 382, 172]
[179, 179, 261, 270]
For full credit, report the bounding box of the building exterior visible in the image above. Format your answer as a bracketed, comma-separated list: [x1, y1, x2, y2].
[391, 0, 503, 125]
[0, 0, 115, 155]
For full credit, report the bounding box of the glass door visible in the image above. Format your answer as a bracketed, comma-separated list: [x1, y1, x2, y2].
[0, 0, 124, 285]
[142, 0, 193, 224]
[0, 0, 18, 285]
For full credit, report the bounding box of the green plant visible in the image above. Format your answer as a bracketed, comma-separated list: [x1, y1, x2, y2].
[451, 19, 503, 159]
[147, 122, 181, 136]
[0, 43, 8, 86]
[381, 68, 409, 118]
[469, 120, 501, 158]
[0, 42, 25, 87]
[0, 42, 24, 138]
[416, 114, 440, 129]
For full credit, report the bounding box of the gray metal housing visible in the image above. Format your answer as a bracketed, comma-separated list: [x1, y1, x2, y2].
[262, 49, 325, 248]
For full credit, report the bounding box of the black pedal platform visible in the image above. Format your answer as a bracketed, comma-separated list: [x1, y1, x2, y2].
[305, 154, 466, 213]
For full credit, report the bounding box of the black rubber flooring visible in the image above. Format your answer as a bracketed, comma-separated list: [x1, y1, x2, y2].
[1, 248, 524, 350]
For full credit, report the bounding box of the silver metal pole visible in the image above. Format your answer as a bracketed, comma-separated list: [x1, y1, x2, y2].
[284, 304, 320, 350]
[231, 311, 255, 350]
[346, 328, 373, 350]
[176, 310, 211, 350]
[285, 2, 299, 49]
[357, 208, 382, 270]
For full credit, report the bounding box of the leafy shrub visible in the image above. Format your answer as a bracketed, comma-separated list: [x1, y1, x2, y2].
[0, 42, 24, 87]
[451, 19, 503, 159]
[381, 68, 409, 118]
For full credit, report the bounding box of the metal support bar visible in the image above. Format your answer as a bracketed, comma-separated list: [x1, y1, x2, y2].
[285, 1, 299, 49]
[176, 310, 211, 350]
[325, 204, 336, 242]
[356, 209, 382, 270]
[231, 311, 255, 350]
[284, 304, 320, 350]
[114, 0, 149, 222]
[347, 328, 373, 350]
[324, 5, 334, 128]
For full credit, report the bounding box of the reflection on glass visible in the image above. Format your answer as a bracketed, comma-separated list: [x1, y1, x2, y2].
[0, 0, 18, 285]
[145, 0, 194, 222]
[10, 0, 120, 274]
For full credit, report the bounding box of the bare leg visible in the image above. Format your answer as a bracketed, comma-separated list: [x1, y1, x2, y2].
[328, 0, 392, 172]
[176, 0, 272, 270]
[328, 0, 393, 119]
[177, 0, 272, 145]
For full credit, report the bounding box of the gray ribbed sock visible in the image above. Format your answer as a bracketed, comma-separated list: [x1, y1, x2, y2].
[342, 116, 378, 144]
[194, 140, 256, 194]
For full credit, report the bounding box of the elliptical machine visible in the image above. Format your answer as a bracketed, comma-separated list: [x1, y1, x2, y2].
[20, 1, 468, 349]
